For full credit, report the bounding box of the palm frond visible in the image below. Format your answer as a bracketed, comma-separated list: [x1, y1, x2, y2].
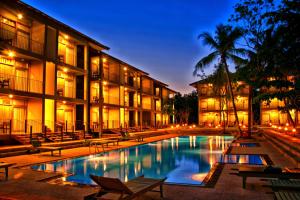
[193, 51, 218, 76]
[198, 32, 219, 49]
[228, 54, 247, 65]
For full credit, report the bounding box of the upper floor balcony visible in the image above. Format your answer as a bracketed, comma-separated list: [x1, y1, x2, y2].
[0, 23, 44, 55]
[0, 72, 42, 94]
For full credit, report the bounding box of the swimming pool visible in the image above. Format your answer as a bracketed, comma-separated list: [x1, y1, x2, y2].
[32, 136, 234, 186]
[231, 143, 259, 147]
[220, 154, 265, 165]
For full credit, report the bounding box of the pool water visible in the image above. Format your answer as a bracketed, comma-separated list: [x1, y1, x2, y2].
[231, 143, 259, 147]
[220, 154, 265, 165]
[32, 136, 234, 186]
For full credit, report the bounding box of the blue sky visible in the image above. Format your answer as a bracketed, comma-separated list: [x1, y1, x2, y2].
[23, 0, 238, 94]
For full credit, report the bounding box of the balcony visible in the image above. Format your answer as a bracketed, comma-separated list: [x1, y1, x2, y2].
[57, 85, 75, 98]
[0, 73, 43, 94]
[104, 96, 119, 105]
[91, 70, 101, 80]
[142, 102, 152, 110]
[0, 26, 44, 55]
[91, 96, 100, 104]
[143, 87, 152, 94]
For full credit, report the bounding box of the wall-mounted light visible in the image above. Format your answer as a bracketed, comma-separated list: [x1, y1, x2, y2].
[63, 101, 66, 104]
[64, 35, 69, 39]
[123, 67, 127, 71]
[102, 58, 107, 63]
[17, 13, 23, 20]
[103, 81, 107, 85]
[8, 50, 15, 58]
[8, 94, 13, 98]
[63, 68, 68, 72]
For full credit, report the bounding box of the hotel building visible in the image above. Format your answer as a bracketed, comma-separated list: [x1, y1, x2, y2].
[190, 80, 250, 126]
[191, 77, 299, 127]
[0, 0, 175, 140]
[89, 53, 176, 133]
[260, 76, 298, 126]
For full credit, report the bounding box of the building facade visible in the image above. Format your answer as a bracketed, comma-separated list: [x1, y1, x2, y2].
[191, 77, 299, 127]
[190, 80, 250, 127]
[260, 76, 298, 126]
[0, 0, 175, 137]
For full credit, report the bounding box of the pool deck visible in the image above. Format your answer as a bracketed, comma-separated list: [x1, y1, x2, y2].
[0, 128, 298, 200]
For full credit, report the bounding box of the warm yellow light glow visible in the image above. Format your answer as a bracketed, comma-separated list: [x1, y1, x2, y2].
[103, 81, 107, 85]
[284, 127, 288, 131]
[171, 126, 174, 128]
[63, 68, 68, 72]
[62, 101, 66, 104]
[292, 128, 296, 132]
[17, 13, 23, 19]
[285, 123, 289, 126]
[125, 87, 127, 91]
[64, 35, 69, 39]
[102, 58, 107, 62]
[8, 51, 15, 57]
[8, 94, 13, 98]
[123, 67, 127, 71]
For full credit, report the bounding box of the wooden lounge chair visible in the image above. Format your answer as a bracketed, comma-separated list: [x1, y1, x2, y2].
[270, 179, 300, 191]
[274, 191, 300, 200]
[30, 139, 63, 156]
[238, 166, 300, 189]
[0, 162, 15, 181]
[89, 175, 166, 200]
[36, 146, 63, 156]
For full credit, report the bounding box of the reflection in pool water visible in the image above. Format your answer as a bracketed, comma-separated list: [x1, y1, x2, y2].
[32, 136, 234, 185]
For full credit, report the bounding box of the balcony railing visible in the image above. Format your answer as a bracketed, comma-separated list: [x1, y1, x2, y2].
[0, 119, 42, 134]
[0, 25, 44, 55]
[142, 87, 152, 94]
[0, 73, 43, 93]
[103, 120, 119, 129]
[142, 103, 152, 109]
[91, 71, 101, 79]
[104, 96, 119, 105]
[57, 85, 75, 98]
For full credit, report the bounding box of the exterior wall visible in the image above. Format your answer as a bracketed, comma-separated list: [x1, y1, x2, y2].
[0, 1, 175, 137]
[195, 82, 249, 127]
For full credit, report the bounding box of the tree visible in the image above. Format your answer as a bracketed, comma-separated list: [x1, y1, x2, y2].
[194, 24, 247, 136]
[206, 64, 229, 133]
[173, 92, 198, 124]
[231, 0, 300, 129]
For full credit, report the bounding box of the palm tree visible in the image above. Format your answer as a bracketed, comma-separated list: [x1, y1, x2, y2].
[194, 24, 246, 136]
[207, 64, 228, 133]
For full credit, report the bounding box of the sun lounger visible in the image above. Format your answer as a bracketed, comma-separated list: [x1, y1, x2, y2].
[270, 179, 300, 191]
[274, 191, 300, 200]
[89, 175, 166, 200]
[238, 166, 300, 189]
[0, 162, 15, 181]
[36, 146, 63, 156]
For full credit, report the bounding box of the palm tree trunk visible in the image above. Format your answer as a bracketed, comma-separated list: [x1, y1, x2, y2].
[283, 98, 296, 128]
[247, 86, 253, 138]
[223, 59, 243, 136]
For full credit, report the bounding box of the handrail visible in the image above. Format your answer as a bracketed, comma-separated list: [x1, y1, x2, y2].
[0, 24, 44, 55]
[0, 72, 43, 93]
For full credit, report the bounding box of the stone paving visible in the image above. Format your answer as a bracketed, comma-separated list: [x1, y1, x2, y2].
[0, 129, 298, 200]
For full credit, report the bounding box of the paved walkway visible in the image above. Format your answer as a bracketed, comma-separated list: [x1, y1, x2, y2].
[0, 129, 297, 200]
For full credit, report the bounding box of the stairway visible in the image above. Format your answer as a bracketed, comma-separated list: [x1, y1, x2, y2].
[12, 133, 45, 145]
